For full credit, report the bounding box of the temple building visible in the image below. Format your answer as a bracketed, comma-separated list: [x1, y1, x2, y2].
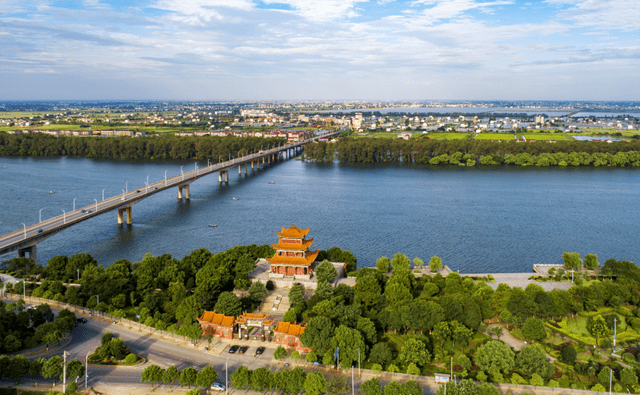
[274, 321, 310, 352]
[197, 310, 235, 339]
[266, 224, 319, 280]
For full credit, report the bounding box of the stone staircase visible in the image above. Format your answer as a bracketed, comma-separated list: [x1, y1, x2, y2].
[260, 290, 290, 316]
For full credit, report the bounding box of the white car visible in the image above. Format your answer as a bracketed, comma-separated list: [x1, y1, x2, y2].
[211, 382, 225, 391]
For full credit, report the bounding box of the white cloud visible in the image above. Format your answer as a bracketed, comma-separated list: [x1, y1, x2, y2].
[261, 0, 367, 21]
[546, 0, 640, 31]
[151, 0, 255, 23]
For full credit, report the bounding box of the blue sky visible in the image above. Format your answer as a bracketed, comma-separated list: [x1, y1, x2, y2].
[1, 0, 638, 101]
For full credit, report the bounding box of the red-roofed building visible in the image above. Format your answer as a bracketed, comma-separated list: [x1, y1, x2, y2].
[267, 224, 319, 280]
[198, 310, 236, 339]
[274, 321, 310, 352]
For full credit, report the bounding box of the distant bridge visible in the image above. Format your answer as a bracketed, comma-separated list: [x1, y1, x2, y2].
[0, 131, 340, 262]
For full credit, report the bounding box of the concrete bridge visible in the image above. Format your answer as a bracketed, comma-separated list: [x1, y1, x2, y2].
[0, 131, 340, 262]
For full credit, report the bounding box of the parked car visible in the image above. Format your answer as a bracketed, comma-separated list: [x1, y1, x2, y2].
[239, 346, 249, 354]
[255, 346, 265, 356]
[228, 345, 239, 354]
[76, 318, 87, 323]
[211, 382, 226, 391]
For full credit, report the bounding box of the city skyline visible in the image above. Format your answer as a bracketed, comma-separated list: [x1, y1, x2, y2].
[1, 0, 639, 101]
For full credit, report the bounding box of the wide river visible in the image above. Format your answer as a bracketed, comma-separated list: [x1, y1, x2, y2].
[1, 156, 639, 273]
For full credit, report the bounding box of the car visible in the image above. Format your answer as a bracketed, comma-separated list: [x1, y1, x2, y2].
[228, 345, 239, 354]
[238, 346, 249, 354]
[255, 346, 265, 356]
[81, 209, 86, 213]
[76, 318, 87, 323]
[87, 210, 91, 213]
[211, 382, 226, 391]
[136, 190, 140, 193]
[37, 229, 43, 233]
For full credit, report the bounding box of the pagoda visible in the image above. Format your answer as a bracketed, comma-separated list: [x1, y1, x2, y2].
[267, 224, 319, 279]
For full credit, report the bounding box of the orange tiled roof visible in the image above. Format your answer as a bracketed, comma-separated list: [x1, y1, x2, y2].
[276, 224, 310, 239]
[272, 238, 314, 251]
[275, 321, 306, 336]
[266, 250, 319, 266]
[199, 310, 235, 327]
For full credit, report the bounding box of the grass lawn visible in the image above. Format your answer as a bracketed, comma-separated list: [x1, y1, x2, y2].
[522, 133, 574, 141]
[475, 133, 517, 140]
[426, 133, 469, 140]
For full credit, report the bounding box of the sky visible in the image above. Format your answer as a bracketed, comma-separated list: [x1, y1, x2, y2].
[0, 0, 638, 101]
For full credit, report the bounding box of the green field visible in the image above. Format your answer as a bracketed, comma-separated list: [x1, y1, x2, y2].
[425, 132, 469, 140]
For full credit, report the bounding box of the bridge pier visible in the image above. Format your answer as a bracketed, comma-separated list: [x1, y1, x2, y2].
[218, 171, 228, 183]
[117, 207, 133, 225]
[238, 165, 241, 175]
[18, 245, 37, 262]
[244, 163, 247, 175]
[178, 184, 190, 200]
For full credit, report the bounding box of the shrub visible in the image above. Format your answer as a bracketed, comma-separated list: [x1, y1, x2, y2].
[491, 372, 503, 383]
[291, 350, 301, 360]
[371, 364, 382, 373]
[476, 371, 487, 383]
[548, 380, 559, 388]
[530, 373, 544, 386]
[623, 352, 635, 364]
[406, 363, 420, 375]
[65, 382, 77, 394]
[510, 373, 527, 385]
[123, 353, 138, 364]
[387, 364, 399, 373]
[561, 345, 577, 364]
[591, 383, 606, 393]
[273, 346, 287, 360]
[306, 351, 317, 363]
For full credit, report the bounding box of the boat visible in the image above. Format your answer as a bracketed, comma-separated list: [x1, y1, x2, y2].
[49, 191, 55, 194]
[209, 224, 217, 228]
[269, 181, 275, 184]
[232, 197, 239, 200]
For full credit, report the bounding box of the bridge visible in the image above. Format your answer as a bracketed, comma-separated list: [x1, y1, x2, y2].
[0, 130, 340, 262]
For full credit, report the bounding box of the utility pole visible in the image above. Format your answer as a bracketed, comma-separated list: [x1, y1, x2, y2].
[63, 351, 69, 393]
[358, 348, 361, 377]
[85, 351, 90, 388]
[613, 317, 617, 352]
[225, 358, 229, 395]
[351, 366, 354, 395]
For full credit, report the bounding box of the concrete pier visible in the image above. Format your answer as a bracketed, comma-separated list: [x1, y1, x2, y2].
[117, 207, 132, 225]
[178, 184, 190, 200]
[18, 245, 36, 262]
[218, 170, 229, 183]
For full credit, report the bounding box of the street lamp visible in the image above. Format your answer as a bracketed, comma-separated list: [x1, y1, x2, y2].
[164, 170, 167, 186]
[125, 182, 128, 193]
[357, 347, 360, 377]
[180, 166, 184, 180]
[73, 198, 77, 211]
[102, 189, 105, 201]
[146, 175, 149, 193]
[94, 199, 98, 212]
[85, 351, 90, 388]
[225, 358, 229, 395]
[62, 210, 66, 224]
[63, 350, 69, 393]
[21, 223, 26, 239]
[121, 190, 125, 201]
[39, 208, 44, 223]
[195, 162, 198, 176]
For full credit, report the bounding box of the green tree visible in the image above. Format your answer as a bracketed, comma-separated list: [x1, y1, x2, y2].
[354, 275, 381, 307]
[384, 381, 402, 395]
[587, 315, 609, 344]
[561, 345, 577, 364]
[29, 357, 45, 376]
[178, 322, 203, 345]
[515, 345, 553, 378]
[530, 373, 544, 386]
[328, 375, 350, 394]
[65, 360, 85, 381]
[591, 383, 606, 393]
[429, 256, 443, 272]
[250, 367, 272, 392]
[304, 372, 327, 395]
[360, 377, 383, 395]
[196, 366, 218, 389]
[180, 366, 198, 388]
[248, 281, 267, 302]
[230, 366, 251, 390]
[369, 343, 393, 365]
[331, 325, 367, 369]
[474, 340, 515, 374]
[215, 292, 242, 316]
[406, 363, 420, 375]
[288, 283, 306, 306]
[562, 252, 582, 270]
[598, 366, 611, 385]
[283, 308, 297, 323]
[399, 338, 430, 366]
[163, 366, 180, 386]
[620, 367, 638, 386]
[413, 258, 424, 268]
[6, 356, 30, 384]
[376, 257, 391, 273]
[522, 317, 546, 342]
[315, 260, 338, 283]
[176, 295, 204, 324]
[300, 315, 335, 354]
[141, 365, 165, 388]
[42, 356, 63, 385]
[584, 254, 600, 270]
[273, 345, 287, 360]
[402, 380, 422, 395]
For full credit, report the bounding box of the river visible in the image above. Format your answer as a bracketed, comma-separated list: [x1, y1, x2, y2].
[1, 157, 639, 273]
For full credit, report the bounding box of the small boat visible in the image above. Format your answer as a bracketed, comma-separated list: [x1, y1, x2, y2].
[209, 224, 217, 227]
[269, 181, 275, 184]
[232, 197, 239, 200]
[49, 191, 55, 194]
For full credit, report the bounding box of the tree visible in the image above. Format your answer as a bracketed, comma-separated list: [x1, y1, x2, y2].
[300, 315, 335, 354]
[315, 260, 338, 283]
[196, 366, 218, 388]
[289, 283, 306, 306]
[331, 325, 367, 369]
[587, 315, 609, 344]
[178, 322, 203, 345]
[250, 367, 272, 392]
[413, 258, 424, 268]
[522, 317, 546, 342]
[561, 345, 577, 365]
[598, 366, 611, 385]
[180, 367, 198, 388]
[315, 279, 334, 300]
[248, 281, 267, 302]
[6, 356, 30, 383]
[402, 380, 422, 395]
[562, 252, 582, 270]
[384, 380, 402, 395]
[214, 292, 242, 317]
[376, 257, 391, 273]
[620, 367, 638, 386]
[399, 338, 430, 366]
[141, 365, 165, 388]
[515, 345, 553, 378]
[285, 367, 307, 395]
[369, 343, 393, 365]
[65, 360, 85, 381]
[273, 345, 287, 360]
[474, 340, 515, 374]
[354, 275, 381, 307]
[429, 256, 443, 272]
[328, 375, 350, 394]
[360, 377, 382, 395]
[530, 373, 544, 386]
[163, 366, 180, 386]
[176, 295, 203, 324]
[42, 356, 63, 385]
[29, 357, 45, 376]
[283, 309, 297, 323]
[304, 372, 327, 395]
[585, 254, 600, 270]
